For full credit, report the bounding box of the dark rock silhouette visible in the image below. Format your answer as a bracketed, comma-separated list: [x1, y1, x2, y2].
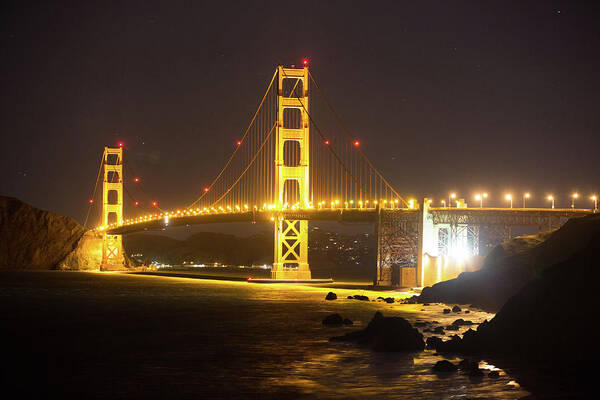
[330, 311, 424, 352]
[432, 214, 600, 395]
[322, 313, 344, 326]
[343, 318, 353, 325]
[432, 360, 458, 372]
[452, 305, 461, 313]
[325, 292, 337, 300]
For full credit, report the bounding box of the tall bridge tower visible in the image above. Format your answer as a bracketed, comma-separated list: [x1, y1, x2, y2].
[101, 146, 124, 269]
[272, 65, 311, 280]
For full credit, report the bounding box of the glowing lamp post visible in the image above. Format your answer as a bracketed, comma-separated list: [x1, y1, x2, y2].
[547, 195, 555, 209]
[523, 192, 530, 208]
[592, 195, 598, 212]
[505, 194, 513, 208]
[571, 193, 579, 209]
[449, 193, 456, 208]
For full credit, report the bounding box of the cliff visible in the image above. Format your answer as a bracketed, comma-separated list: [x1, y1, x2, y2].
[0, 196, 85, 269]
[418, 213, 600, 311]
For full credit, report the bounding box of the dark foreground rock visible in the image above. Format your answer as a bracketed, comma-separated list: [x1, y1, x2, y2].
[418, 214, 600, 312]
[325, 292, 337, 300]
[0, 196, 85, 268]
[433, 214, 600, 395]
[331, 311, 424, 352]
[432, 360, 457, 373]
[322, 313, 344, 325]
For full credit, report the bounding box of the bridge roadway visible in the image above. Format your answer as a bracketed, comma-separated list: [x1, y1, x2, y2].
[103, 207, 594, 235]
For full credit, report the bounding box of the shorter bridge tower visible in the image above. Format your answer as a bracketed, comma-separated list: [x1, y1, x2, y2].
[101, 146, 124, 269]
[272, 65, 311, 280]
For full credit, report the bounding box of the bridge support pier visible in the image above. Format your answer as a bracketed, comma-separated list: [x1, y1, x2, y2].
[101, 146, 125, 270]
[271, 65, 311, 280]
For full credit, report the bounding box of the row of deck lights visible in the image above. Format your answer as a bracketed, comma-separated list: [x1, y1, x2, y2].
[95, 198, 414, 231]
[446, 192, 598, 210]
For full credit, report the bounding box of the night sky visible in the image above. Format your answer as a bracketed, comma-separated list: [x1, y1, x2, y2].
[2, 1, 600, 225]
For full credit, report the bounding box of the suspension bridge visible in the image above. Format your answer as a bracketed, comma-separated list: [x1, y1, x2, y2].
[85, 63, 596, 286]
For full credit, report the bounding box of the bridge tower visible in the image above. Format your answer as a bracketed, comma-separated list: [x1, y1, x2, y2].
[101, 146, 124, 269]
[272, 65, 311, 280]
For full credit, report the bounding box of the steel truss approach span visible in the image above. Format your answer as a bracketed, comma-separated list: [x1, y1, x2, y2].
[89, 64, 597, 284]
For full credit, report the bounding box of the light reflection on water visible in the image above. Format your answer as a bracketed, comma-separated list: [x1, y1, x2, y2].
[1, 271, 529, 399]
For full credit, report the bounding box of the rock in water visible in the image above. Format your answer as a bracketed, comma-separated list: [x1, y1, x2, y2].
[443, 308, 451, 314]
[330, 311, 424, 352]
[452, 305, 462, 313]
[325, 292, 337, 300]
[432, 360, 458, 372]
[488, 371, 500, 379]
[426, 336, 443, 349]
[322, 313, 344, 326]
[0, 196, 84, 269]
[343, 318, 353, 325]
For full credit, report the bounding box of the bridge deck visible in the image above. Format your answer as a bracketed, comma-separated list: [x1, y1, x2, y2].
[102, 207, 595, 235]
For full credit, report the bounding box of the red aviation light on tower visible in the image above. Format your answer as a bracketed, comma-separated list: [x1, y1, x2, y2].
[152, 201, 158, 207]
[134, 177, 140, 183]
[324, 139, 330, 145]
[117, 142, 124, 148]
[134, 201, 139, 206]
[303, 59, 309, 66]
[236, 140, 242, 146]
[204, 187, 210, 193]
[353, 140, 360, 147]
[89, 199, 94, 204]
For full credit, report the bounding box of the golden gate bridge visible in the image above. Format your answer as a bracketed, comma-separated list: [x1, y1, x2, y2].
[84, 63, 597, 286]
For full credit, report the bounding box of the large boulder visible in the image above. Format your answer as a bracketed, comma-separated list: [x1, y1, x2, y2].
[419, 214, 600, 311]
[330, 311, 424, 352]
[0, 197, 85, 269]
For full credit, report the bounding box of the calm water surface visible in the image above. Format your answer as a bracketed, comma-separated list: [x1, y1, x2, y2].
[0, 271, 529, 399]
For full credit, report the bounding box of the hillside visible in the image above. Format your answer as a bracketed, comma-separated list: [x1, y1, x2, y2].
[0, 196, 85, 268]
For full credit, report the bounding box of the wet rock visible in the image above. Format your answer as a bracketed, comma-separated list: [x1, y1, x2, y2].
[452, 305, 462, 313]
[330, 311, 424, 352]
[488, 370, 500, 379]
[464, 310, 470, 314]
[431, 321, 440, 324]
[377, 296, 385, 300]
[433, 326, 445, 334]
[384, 297, 394, 303]
[432, 360, 458, 373]
[322, 313, 344, 326]
[426, 336, 443, 349]
[347, 296, 353, 299]
[325, 292, 337, 301]
[352, 295, 369, 301]
[445, 324, 459, 331]
[423, 303, 430, 306]
[451, 318, 474, 326]
[423, 328, 432, 333]
[402, 296, 419, 304]
[414, 321, 428, 327]
[436, 335, 462, 353]
[443, 308, 451, 314]
[343, 318, 353, 325]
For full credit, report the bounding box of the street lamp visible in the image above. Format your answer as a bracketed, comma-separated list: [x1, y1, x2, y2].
[474, 193, 487, 208]
[449, 193, 456, 208]
[441, 200, 446, 207]
[547, 195, 555, 209]
[523, 192, 530, 208]
[505, 194, 513, 208]
[571, 193, 579, 209]
[592, 195, 598, 211]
